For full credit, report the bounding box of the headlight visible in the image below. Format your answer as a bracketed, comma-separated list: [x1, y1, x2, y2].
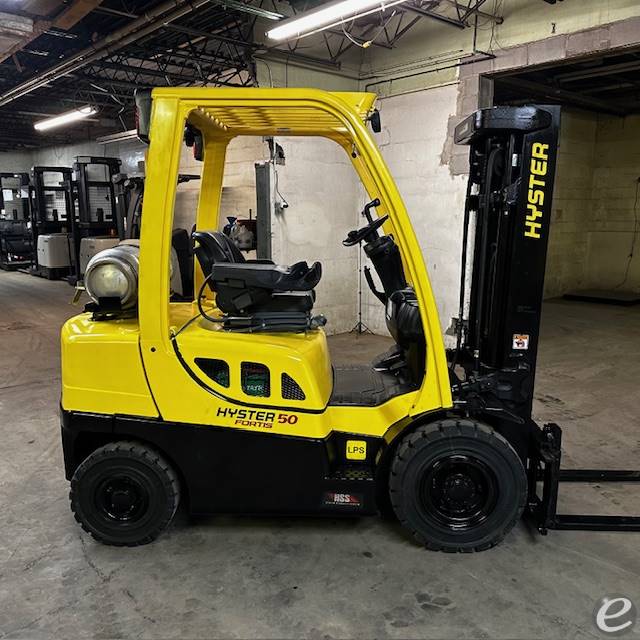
[84, 244, 139, 309]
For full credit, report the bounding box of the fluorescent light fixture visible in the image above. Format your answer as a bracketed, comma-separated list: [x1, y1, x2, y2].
[34, 105, 97, 131]
[266, 0, 407, 41]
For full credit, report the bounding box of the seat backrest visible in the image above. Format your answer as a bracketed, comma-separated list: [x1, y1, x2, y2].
[215, 232, 245, 263]
[193, 230, 245, 277]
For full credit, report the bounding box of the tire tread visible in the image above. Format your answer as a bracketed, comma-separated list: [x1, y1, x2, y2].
[69, 440, 180, 547]
[389, 419, 526, 553]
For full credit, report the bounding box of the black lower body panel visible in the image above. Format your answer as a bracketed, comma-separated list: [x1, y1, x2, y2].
[61, 409, 379, 517]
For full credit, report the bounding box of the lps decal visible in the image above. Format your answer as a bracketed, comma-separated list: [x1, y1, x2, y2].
[346, 440, 367, 460]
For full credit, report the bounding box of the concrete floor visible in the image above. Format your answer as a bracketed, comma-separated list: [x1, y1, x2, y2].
[1, 269, 639, 639]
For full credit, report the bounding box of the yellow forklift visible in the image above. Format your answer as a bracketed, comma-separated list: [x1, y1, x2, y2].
[60, 88, 640, 549]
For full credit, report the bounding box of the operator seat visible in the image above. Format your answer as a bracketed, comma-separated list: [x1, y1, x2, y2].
[193, 229, 246, 269]
[192, 230, 323, 329]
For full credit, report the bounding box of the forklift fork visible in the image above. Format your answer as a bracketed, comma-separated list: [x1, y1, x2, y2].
[528, 423, 640, 533]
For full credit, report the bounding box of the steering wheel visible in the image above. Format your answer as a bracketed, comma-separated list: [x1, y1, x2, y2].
[342, 215, 388, 246]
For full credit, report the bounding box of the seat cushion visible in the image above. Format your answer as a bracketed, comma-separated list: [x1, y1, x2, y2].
[211, 261, 321, 292]
[216, 289, 315, 315]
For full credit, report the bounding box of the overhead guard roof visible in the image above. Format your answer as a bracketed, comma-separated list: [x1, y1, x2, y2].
[151, 87, 377, 139]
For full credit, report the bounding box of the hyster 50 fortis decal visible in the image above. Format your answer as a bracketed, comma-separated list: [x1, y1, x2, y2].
[525, 142, 550, 240]
[216, 406, 299, 429]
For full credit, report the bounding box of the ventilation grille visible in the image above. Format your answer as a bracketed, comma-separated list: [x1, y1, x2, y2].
[281, 373, 305, 401]
[241, 362, 270, 397]
[195, 358, 229, 387]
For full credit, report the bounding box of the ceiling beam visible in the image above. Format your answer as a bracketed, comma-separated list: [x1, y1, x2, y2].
[0, 0, 103, 64]
[404, 4, 465, 28]
[94, 0, 282, 22]
[556, 59, 640, 83]
[162, 23, 256, 50]
[54, 0, 104, 30]
[440, 0, 502, 23]
[0, 0, 214, 107]
[495, 75, 627, 116]
[90, 60, 212, 84]
[460, 0, 492, 23]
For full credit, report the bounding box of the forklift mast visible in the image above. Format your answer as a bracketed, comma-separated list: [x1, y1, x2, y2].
[30, 166, 75, 277]
[454, 105, 560, 423]
[31, 166, 74, 232]
[0, 172, 31, 220]
[455, 105, 640, 534]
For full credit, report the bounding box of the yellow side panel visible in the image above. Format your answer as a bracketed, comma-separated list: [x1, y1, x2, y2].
[173, 310, 332, 411]
[325, 393, 417, 438]
[61, 314, 158, 417]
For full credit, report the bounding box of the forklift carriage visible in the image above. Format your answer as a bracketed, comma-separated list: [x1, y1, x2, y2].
[60, 88, 640, 549]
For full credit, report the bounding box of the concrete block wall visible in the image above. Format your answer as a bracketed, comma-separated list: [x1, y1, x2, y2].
[363, 85, 468, 339]
[545, 111, 640, 296]
[271, 137, 361, 335]
[588, 114, 640, 290]
[218, 136, 269, 228]
[544, 110, 598, 298]
[172, 143, 203, 233]
[359, 2, 640, 98]
[0, 150, 32, 174]
[171, 132, 363, 334]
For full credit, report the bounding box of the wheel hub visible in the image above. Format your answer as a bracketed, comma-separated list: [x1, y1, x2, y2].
[110, 488, 136, 514]
[96, 475, 148, 523]
[442, 473, 477, 504]
[421, 454, 498, 530]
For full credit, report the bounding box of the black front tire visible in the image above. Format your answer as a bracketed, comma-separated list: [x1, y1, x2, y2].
[389, 419, 527, 552]
[70, 441, 180, 546]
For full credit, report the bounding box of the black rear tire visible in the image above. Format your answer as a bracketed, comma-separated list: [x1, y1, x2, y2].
[70, 441, 180, 546]
[389, 419, 527, 552]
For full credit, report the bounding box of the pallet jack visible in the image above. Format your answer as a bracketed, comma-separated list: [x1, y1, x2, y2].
[59, 88, 639, 549]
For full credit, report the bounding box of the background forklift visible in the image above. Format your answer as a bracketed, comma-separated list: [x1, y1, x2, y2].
[29, 165, 75, 279]
[60, 88, 639, 550]
[110, 169, 200, 299]
[0, 172, 33, 270]
[68, 156, 124, 286]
